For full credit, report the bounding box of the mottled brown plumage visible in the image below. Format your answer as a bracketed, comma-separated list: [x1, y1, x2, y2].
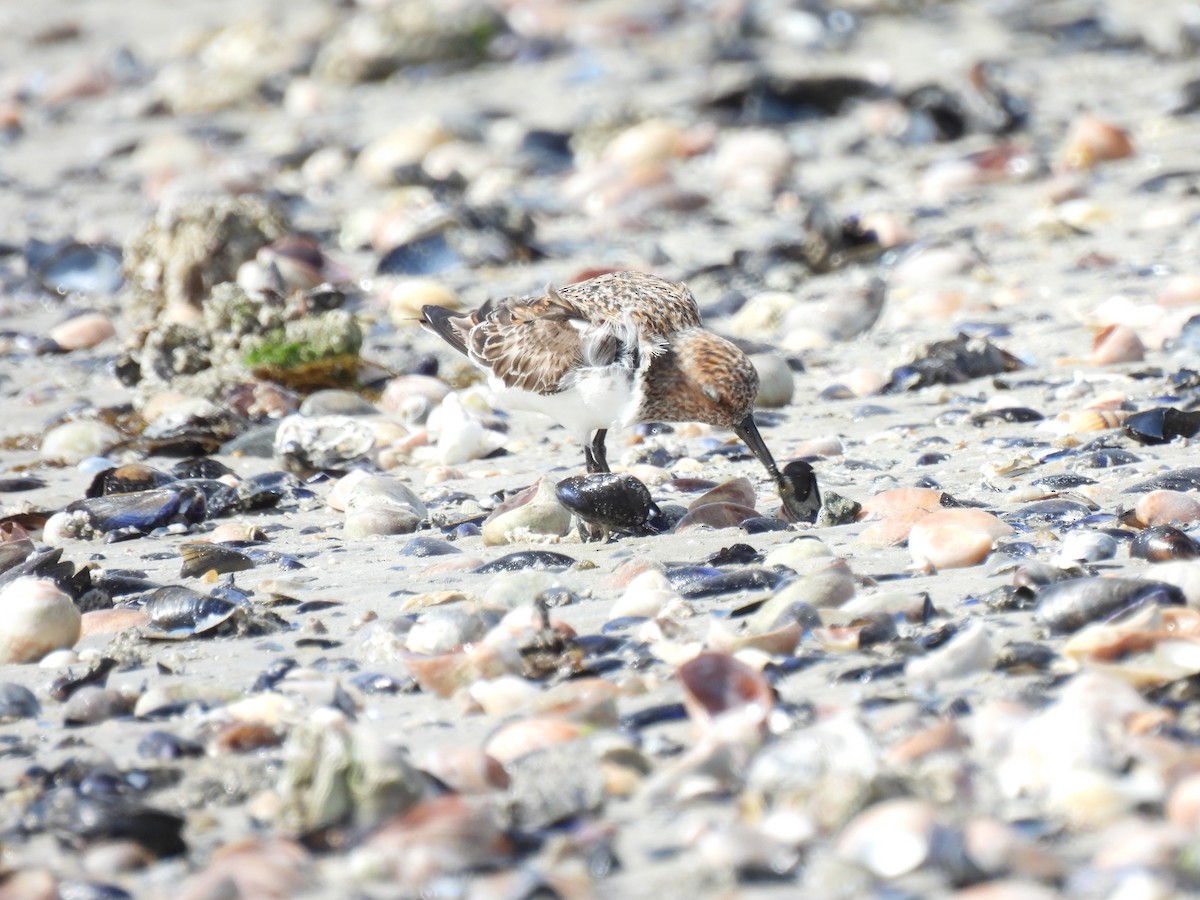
[421, 271, 819, 522]
[637, 329, 760, 429]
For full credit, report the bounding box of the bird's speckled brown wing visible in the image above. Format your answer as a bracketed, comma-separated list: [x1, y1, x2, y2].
[423, 271, 698, 396]
[554, 271, 702, 338]
[463, 293, 592, 395]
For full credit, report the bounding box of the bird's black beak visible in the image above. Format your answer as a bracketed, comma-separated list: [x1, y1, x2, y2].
[733, 414, 781, 480]
[733, 414, 821, 524]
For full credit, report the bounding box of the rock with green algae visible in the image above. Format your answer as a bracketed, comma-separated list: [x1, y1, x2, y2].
[241, 309, 363, 370]
[312, 0, 503, 86]
[124, 282, 363, 406]
[123, 194, 290, 324]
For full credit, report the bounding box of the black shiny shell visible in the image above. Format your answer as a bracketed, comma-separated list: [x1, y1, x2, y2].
[1034, 576, 1185, 634]
[555, 473, 655, 530]
[68, 487, 208, 533]
[1129, 525, 1200, 562]
[142, 585, 240, 638]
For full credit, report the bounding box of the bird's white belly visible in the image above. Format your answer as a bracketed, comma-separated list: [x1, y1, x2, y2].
[488, 366, 637, 442]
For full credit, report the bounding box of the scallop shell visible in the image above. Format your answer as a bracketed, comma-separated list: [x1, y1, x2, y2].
[1061, 114, 1135, 169]
[1060, 409, 1129, 432]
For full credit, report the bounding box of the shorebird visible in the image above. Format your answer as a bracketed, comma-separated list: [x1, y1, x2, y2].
[421, 271, 820, 521]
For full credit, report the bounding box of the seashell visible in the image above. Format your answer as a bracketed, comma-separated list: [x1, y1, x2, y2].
[34, 240, 123, 295]
[384, 280, 463, 328]
[406, 606, 502, 655]
[1130, 524, 1200, 562]
[429, 393, 506, 465]
[400, 535, 461, 558]
[422, 140, 493, 183]
[752, 558, 855, 618]
[343, 476, 427, 539]
[363, 796, 512, 891]
[1142, 559, 1200, 605]
[676, 566, 788, 599]
[744, 713, 880, 831]
[81, 608, 150, 636]
[355, 119, 454, 186]
[908, 508, 1012, 570]
[501, 738, 602, 830]
[1057, 529, 1119, 564]
[609, 569, 682, 620]
[728, 291, 796, 337]
[67, 486, 208, 536]
[481, 478, 572, 546]
[467, 673, 541, 716]
[856, 486, 945, 547]
[298, 390, 377, 418]
[1010, 498, 1093, 531]
[207, 522, 267, 544]
[1166, 773, 1200, 830]
[0, 682, 41, 720]
[179, 542, 255, 578]
[18, 787, 185, 857]
[1059, 409, 1129, 432]
[376, 231, 463, 277]
[401, 643, 515, 697]
[836, 799, 941, 878]
[555, 473, 655, 534]
[708, 617, 803, 656]
[688, 477, 756, 511]
[1158, 273, 1200, 307]
[602, 120, 709, 167]
[49, 312, 116, 351]
[883, 720, 966, 766]
[141, 585, 241, 639]
[677, 651, 773, 741]
[1061, 114, 1135, 170]
[256, 235, 350, 291]
[906, 621, 994, 687]
[0, 539, 36, 581]
[484, 717, 582, 766]
[63, 685, 133, 726]
[750, 353, 795, 408]
[1061, 603, 1200, 677]
[892, 246, 979, 286]
[763, 537, 833, 569]
[1035, 576, 1184, 634]
[39, 420, 121, 464]
[1089, 323, 1144, 365]
[961, 818, 1064, 884]
[416, 746, 508, 794]
[0, 577, 81, 664]
[378, 374, 451, 419]
[85, 463, 175, 498]
[273, 414, 376, 472]
[179, 839, 311, 900]
[687, 818, 806, 879]
[777, 459, 823, 524]
[673, 502, 760, 532]
[1134, 490, 1200, 527]
[712, 129, 792, 199]
[473, 551, 576, 575]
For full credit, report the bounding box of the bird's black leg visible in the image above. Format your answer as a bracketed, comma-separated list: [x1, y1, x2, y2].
[583, 431, 601, 474]
[590, 429, 610, 473]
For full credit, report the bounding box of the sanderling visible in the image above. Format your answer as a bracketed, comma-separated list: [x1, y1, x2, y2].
[421, 270, 820, 521]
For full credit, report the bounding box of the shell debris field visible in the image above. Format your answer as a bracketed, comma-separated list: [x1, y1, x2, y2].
[3, 0, 1200, 896]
